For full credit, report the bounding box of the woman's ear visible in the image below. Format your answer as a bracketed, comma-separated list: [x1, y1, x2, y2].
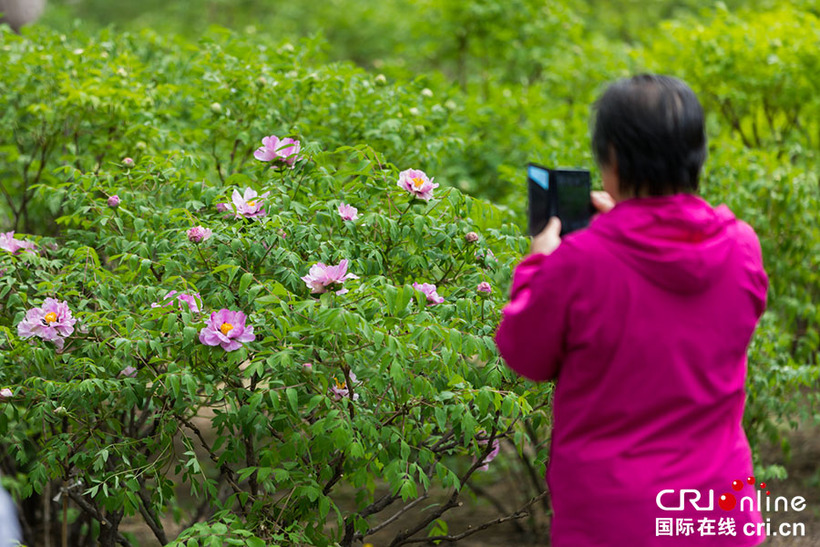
[600, 153, 623, 202]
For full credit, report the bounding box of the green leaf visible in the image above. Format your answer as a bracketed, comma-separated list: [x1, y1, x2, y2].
[239, 272, 254, 294]
[286, 387, 299, 414]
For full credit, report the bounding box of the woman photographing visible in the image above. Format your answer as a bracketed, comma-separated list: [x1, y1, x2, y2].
[495, 74, 768, 546]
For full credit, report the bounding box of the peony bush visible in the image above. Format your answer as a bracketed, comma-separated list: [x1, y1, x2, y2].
[0, 140, 552, 546]
[0, 26, 552, 546]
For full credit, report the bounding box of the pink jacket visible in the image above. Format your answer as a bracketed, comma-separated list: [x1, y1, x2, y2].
[495, 194, 768, 546]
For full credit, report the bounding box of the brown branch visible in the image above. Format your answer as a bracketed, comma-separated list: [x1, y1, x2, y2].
[322, 453, 346, 495]
[719, 99, 752, 149]
[66, 490, 130, 545]
[366, 493, 429, 538]
[465, 482, 525, 534]
[178, 416, 249, 515]
[244, 434, 259, 497]
[213, 138, 225, 183]
[184, 469, 229, 530]
[399, 490, 549, 544]
[388, 426, 500, 546]
[148, 264, 163, 282]
[136, 475, 168, 544]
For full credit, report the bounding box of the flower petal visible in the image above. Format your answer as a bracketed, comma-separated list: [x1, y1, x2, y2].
[199, 329, 222, 346]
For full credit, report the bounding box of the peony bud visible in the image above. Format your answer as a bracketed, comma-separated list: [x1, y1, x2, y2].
[122, 157, 135, 168]
[465, 232, 479, 243]
[477, 282, 492, 294]
[107, 195, 120, 208]
[187, 226, 213, 243]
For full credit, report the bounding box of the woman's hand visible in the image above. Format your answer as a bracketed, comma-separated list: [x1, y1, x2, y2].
[591, 190, 616, 213]
[530, 217, 562, 256]
[530, 192, 615, 256]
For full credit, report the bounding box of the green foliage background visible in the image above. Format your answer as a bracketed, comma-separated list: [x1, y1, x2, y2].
[0, 0, 818, 545]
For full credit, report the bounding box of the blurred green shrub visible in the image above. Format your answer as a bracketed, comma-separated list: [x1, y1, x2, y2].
[645, 5, 820, 455]
[702, 144, 820, 467]
[0, 26, 462, 232]
[648, 5, 820, 153]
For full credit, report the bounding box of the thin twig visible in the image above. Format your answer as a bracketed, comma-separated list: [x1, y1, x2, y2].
[399, 491, 549, 544]
[367, 493, 429, 537]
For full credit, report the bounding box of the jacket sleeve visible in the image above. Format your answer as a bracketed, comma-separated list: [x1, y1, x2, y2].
[737, 220, 769, 319]
[494, 249, 576, 382]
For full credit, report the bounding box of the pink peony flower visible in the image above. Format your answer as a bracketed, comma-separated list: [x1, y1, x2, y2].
[253, 135, 301, 168]
[477, 282, 492, 294]
[0, 388, 13, 399]
[337, 202, 359, 221]
[330, 371, 359, 401]
[476, 437, 501, 471]
[119, 366, 137, 378]
[0, 232, 36, 255]
[199, 309, 256, 352]
[301, 259, 359, 295]
[17, 298, 76, 351]
[475, 248, 496, 264]
[150, 291, 202, 314]
[178, 294, 201, 313]
[465, 231, 479, 243]
[123, 157, 134, 167]
[413, 282, 445, 305]
[187, 226, 213, 243]
[217, 188, 271, 219]
[397, 168, 439, 201]
[107, 195, 120, 208]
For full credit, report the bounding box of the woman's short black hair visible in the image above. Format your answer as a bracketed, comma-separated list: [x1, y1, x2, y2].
[592, 74, 707, 197]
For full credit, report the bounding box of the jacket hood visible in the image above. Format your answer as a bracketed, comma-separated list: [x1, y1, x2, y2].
[588, 193, 737, 294]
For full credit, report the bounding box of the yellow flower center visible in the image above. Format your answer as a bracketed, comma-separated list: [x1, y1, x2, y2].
[334, 377, 346, 390]
[247, 200, 257, 207]
[44, 312, 58, 324]
[412, 177, 425, 189]
[220, 322, 234, 335]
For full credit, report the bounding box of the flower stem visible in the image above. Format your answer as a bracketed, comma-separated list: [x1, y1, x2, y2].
[396, 200, 413, 223]
[196, 245, 213, 271]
